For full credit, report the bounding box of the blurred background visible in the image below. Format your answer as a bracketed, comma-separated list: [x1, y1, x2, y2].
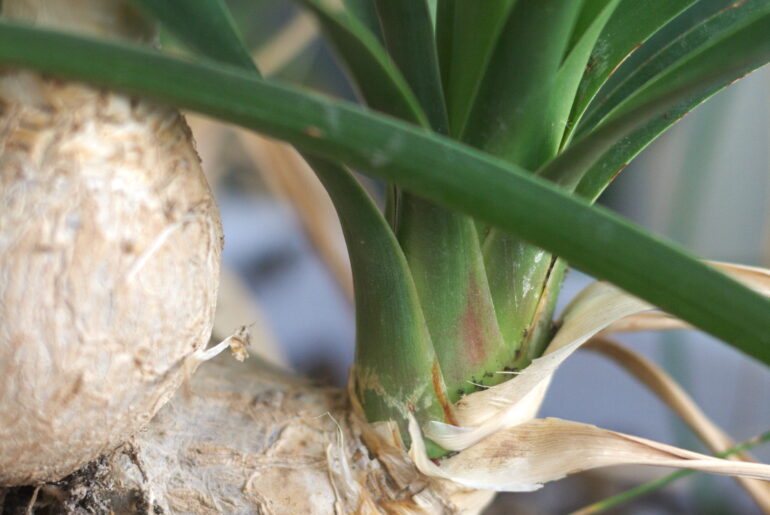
[181, 1, 770, 512]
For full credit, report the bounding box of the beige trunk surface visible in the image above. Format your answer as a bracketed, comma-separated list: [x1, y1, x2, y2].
[0, 356, 493, 514]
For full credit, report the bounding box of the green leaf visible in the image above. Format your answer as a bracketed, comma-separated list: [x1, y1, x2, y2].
[131, 0, 256, 71]
[588, 0, 741, 110]
[4, 23, 770, 366]
[296, 0, 428, 126]
[462, 0, 583, 168]
[553, 0, 621, 151]
[435, 0, 455, 97]
[373, 0, 448, 132]
[539, 9, 770, 198]
[481, 238, 558, 361]
[440, 0, 516, 137]
[578, 0, 770, 138]
[309, 158, 451, 450]
[342, 0, 384, 43]
[567, 0, 698, 140]
[565, 0, 613, 55]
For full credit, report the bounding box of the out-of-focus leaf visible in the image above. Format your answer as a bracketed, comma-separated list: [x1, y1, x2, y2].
[297, 0, 428, 125]
[574, 430, 770, 514]
[342, 0, 383, 43]
[132, 0, 255, 70]
[435, 0, 455, 95]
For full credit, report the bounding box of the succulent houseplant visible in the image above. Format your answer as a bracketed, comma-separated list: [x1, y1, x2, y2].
[2, 0, 770, 512]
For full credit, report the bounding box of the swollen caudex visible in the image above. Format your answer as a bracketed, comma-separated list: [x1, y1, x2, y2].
[0, 0, 222, 484]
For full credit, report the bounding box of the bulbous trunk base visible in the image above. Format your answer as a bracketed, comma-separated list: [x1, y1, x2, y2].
[1, 356, 493, 514]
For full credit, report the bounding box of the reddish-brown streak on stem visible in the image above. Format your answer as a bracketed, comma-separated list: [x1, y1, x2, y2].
[460, 276, 487, 369]
[432, 360, 458, 425]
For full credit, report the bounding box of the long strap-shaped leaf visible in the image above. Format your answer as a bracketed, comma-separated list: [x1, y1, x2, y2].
[3, 23, 770, 365]
[576, 0, 770, 138]
[472, 0, 618, 364]
[296, 0, 428, 126]
[439, 0, 517, 137]
[567, 0, 698, 137]
[553, 0, 622, 151]
[539, 11, 770, 197]
[461, 0, 583, 168]
[583, 0, 745, 119]
[373, 0, 448, 133]
[133, 0, 255, 71]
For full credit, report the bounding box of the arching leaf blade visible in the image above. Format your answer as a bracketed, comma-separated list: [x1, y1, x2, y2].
[462, 0, 583, 167]
[3, 24, 770, 366]
[554, 0, 621, 151]
[568, 0, 698, 136]
[578, 0, 770, 138]
[561, 11, 770, 200]
[296, 0, 428, 126]
[373, 0, 448, 133]
[343, 0, 384, 44]
[441, 0, 516, 137]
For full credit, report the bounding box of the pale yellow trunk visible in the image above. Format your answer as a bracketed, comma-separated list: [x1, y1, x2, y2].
[1, 355, 493, 514]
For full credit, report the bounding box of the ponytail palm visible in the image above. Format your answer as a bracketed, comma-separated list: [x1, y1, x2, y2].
[3, 0, 770, 510]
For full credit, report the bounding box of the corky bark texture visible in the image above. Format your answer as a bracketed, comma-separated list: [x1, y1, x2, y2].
[0, 71, 223, 484]
[1, 355, 493, 514]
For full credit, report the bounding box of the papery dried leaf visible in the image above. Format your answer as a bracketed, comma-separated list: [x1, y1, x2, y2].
[585, 337, 770, 511]
[414, 417, 770, 492]
[714, 261, 770, 296]
[426, 281, 652, 450]
[602, 311, 688, 334]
